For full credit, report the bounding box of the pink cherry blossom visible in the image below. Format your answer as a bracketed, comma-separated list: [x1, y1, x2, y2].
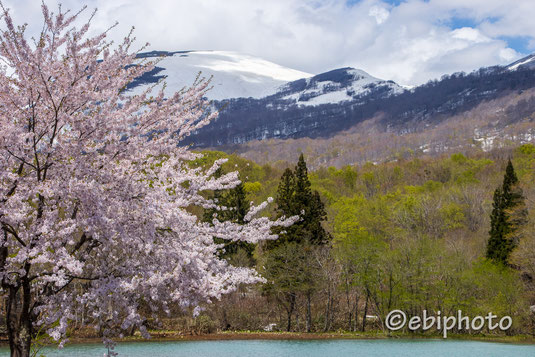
[0, 3, 294, 356]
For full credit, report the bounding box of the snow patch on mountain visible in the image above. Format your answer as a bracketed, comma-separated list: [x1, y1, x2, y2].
[130, 50, 312, 100]
[507, 54, 535, 71]
[284, 89, 353, 106]
[128, 51, 406, 107]
[279, 68, 404, 106]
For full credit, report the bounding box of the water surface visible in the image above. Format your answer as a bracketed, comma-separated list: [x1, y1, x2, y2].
[1, 339, 534, 357]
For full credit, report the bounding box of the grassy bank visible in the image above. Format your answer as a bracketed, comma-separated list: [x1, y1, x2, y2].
[52, 330, 535, 345]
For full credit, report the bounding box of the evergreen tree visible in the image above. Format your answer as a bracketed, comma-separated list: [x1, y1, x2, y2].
[270, 154, 329, 248]
[261, 154, 329, 331]
[275, 168, 296, 221]
[204, 181, 249, 225]
[294, 154, 312, 205]
[487, 187, 510, 264]
[486, 160, 527, 264]
[259, 241, 319, 332]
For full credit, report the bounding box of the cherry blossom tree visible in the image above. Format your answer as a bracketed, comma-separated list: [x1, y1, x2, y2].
[0, 3, 292, 356]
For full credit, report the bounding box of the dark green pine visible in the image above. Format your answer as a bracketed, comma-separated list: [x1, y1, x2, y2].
[275, 168, 296, 218]
[486, 188, 510, 264]
[270, 154, 329, 248]
[501, 159, 518, 206]
[486, 159, 526, 265]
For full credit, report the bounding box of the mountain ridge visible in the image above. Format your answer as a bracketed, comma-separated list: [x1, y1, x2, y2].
[128, 51, 535, 160]
[129, 50, 312, 101]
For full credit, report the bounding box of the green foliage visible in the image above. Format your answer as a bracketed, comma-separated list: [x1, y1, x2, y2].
[260, 242, 319, 296]
[195, 147, 533, 334]
[513, 144, 535, 179]
[334, 220, 388, 291]
[440, 202, 466, 230]
[451, 152, 468, 164]
[332, 165, 359, 189]
[461, 259, 528, 324]
[243, 181, 262, 194]
[447, 153, 494, 185]
[517, 143, 535, 156]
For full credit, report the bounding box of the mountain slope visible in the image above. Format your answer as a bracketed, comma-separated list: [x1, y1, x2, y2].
[507, 53, 535, 71]
[227, 87, 535, 168]
[130, 50, 312, 100]
[276, 67, 404, 106]
[127, 50, 535, 158]
[184, 65, 535, 147]
[181, 67, 405, 146]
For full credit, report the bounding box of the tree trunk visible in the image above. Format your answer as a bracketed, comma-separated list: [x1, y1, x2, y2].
[286, 293, 295, 332]
[323, 287, 331, 332]
[361, 289, 369, 332]
[222, 307, 230, 330]
[295, 304, 300, 332]
[305, 292, 312, 333]
[6, 280, 33, 357]
[344, 278, 352, 331]
[353, 293, 359, 332]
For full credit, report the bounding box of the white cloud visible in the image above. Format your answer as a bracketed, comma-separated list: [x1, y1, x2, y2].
[451, 27, 489, 43]
[368, 5, 389, 24]
[0, 0, 532, 86]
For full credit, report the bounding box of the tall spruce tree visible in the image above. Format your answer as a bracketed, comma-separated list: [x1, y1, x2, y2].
[261, 154, 329, 331]
[270, 154, 329, 248]
[486, 160, 527, 265]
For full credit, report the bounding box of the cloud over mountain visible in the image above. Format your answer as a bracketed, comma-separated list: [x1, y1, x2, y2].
[4, 0, 533, 85]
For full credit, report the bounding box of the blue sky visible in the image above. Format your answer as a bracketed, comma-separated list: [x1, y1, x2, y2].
[501, 36, 531, 55]
[2, 0, 533, 86]
[353, 0, 533, 54]
[448, 16, 529, 54]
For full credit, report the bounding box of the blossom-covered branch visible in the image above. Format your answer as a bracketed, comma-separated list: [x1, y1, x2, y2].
[0, 3, 294, 356]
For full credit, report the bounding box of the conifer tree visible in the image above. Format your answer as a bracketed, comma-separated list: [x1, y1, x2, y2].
[270, 154, 329, 247]
[486, 160, 527, 264]
[261, 154, 328, 331]
[275, 168, 296, 223]
[487, 187, 510, 264]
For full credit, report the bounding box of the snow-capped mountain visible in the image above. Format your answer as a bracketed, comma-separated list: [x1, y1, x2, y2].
[181, 67, 408, 147]
[128, 50, 535, 150]
[130, 50, 403, 106]
[184, 60, 535, 147]
[277, 68, 404, 107]
[131, 50, 312, 100]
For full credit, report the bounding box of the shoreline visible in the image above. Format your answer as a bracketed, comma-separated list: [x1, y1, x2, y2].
[23, 331, 535, 346]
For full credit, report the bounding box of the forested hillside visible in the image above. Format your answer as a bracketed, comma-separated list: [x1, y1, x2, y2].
[119, 144, 535, 336]
[226, 87, 535, 169]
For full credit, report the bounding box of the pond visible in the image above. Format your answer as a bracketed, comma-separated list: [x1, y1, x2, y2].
[1, 339, 534, 357]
